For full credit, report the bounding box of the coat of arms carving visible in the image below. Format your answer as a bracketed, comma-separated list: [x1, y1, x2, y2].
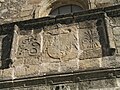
[43, 24, 78, 61]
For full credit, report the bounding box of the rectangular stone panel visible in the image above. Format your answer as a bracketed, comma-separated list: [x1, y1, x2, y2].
[42, 24, 79, 62]
[79, 19, 107, 60]
[15, 29, 42, 66]
[17, 34, 41, 58]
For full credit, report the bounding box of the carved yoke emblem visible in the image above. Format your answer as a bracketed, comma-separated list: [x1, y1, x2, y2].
[17, 35, 40, 57]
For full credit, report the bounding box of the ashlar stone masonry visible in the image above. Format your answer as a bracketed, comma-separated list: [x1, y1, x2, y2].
[0, 0, 120, 90]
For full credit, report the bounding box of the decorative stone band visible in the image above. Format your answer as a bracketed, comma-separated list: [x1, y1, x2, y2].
[11, 12, 114, 61]
[0, 67, 120, 89]
[0, 4, 119, 87]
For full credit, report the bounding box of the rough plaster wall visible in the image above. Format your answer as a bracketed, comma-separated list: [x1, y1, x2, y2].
[0, 0, 118, 24]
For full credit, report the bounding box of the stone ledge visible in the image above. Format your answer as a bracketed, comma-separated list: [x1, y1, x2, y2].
[1, 4, 120, 33]
[0, 68, 120, 89]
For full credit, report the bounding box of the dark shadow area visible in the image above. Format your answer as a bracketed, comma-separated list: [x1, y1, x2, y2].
[96, 19, 115, 57]
[0, 34, 13, 69]
[55, 86, 60, 90]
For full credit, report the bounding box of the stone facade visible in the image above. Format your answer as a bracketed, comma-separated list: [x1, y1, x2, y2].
[1, 0, 120, 90]
[0, 0, 119, 24]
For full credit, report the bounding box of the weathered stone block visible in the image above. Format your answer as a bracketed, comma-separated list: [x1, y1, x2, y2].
[22, 15, 32, 20]
[1, 9, 8, 14]
[31, 86, 39, 90]
[14, 65, 26, 78]
[39, 85, 50, 90]
[4, 18, 12, 22]
[12, 58, 24, 66]
[79, 58, 101, 70]
[0, 0, 4, 3]
[21, 5, 33, 11]
[101, 56, 116, 68]
[28, 0, 42, 4]
[51, 83, 77, 90]
[94, 0, 114, 8]
[25, 65, 39, 77]
[39, 63, 60, 74]
[24, 57, 40, 65]
[2, 68, 12, 79]
[20, 10, 32, 17]
[111, 17, 120, 27]
[113, 27, 120, 35]
[60, 59, 79, 72]
[115, 41, 120, 47]
[114, 35, 120, 42]
[79, 79, 117, 90]
[115, 56, 120, 67]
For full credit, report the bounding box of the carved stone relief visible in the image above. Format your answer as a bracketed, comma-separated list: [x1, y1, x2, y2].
[17, 34, 41, 58]
[43, 24, 78, 61]
[79, 20, 102, 59]
[16, 31, 41, 65]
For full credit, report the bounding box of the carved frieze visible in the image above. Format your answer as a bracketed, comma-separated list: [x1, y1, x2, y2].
[14, 19, 108, 65]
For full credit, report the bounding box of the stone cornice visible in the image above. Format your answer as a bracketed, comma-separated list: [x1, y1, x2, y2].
[0, 67, 120, 88]
[0, 4, 120, 35]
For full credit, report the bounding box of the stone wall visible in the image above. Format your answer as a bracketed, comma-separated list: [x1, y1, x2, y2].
[0, 0, 119, 24]
[0, 11, 119, 89]
[0, 13, 115, 80]
[1, 78, 120, 90]
[0, 0, 120, 90]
